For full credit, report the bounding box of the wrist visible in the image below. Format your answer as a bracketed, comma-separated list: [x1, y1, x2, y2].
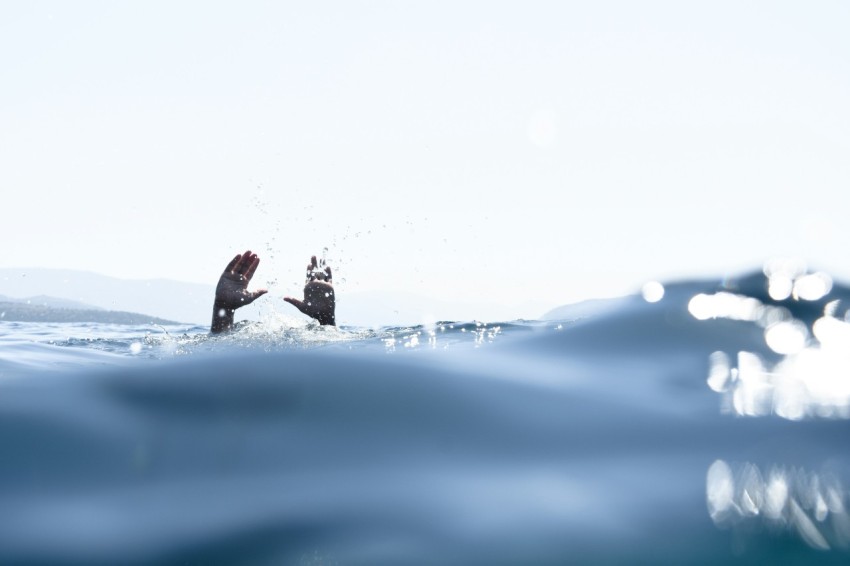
[213, 300, 234, 312]
[211, 302, 235, 333]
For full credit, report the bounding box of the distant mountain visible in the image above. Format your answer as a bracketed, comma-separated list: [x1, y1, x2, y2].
[0, 268, 552, 328]
[0, 301, 180, 325]
[0, 294, 104, 311]
[0, 269, 213, 324]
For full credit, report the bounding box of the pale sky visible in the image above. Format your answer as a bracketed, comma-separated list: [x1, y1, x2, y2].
[2, 1, 849, 316]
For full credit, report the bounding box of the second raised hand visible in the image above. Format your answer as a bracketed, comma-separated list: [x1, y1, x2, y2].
[284, 255, 336, 326]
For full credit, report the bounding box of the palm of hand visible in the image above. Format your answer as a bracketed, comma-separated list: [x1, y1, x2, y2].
[300, 280, 335, 320]
[215, 251, 267, 310]
[215, 272, 254, 309]
[284, 256, 336, 325]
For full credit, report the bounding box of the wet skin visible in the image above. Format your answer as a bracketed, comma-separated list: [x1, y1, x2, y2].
[211, 251, 335, 333]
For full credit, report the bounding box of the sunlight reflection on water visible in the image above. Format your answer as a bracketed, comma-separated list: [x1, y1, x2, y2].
[698, 262, 850, 420]
[705, 321, 850, 420]
[707, 460, 850, 551]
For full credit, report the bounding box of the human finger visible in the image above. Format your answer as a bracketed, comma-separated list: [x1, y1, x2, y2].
[232, 250, 250, 275]
[224, 254, 241, 274]
[237, 250, 256, 275]
[244, 254, 260, 281]
[246, 289, 268, 304]
[324, 266, 332, 282]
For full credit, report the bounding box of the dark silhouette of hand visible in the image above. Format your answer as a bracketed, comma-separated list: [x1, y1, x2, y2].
[284, 256, 336, 326]
[211, 250, 268, 333]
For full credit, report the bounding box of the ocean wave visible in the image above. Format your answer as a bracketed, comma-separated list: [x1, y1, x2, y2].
[2, 268, 850, 563]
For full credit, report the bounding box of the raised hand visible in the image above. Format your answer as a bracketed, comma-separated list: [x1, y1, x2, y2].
[284, 255, 336, 326]
[211, 250, 268, 333]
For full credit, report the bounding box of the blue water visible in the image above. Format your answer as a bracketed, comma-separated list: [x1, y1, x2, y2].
[2, 269, 850, 564]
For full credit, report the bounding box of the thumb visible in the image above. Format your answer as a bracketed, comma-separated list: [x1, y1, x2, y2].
[248, 289, 268, 303]
[284, 296, 307, 315]
[239, 289, 266, 307]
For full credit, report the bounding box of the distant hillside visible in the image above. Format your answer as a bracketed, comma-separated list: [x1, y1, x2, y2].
[0, 294, 104, 311]
[0, 269, 213, 324]
[0, 301, 181, 325]
[0, 268, 551, 327]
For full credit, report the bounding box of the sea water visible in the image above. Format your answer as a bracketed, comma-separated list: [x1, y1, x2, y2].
[1, 268, 850, 564]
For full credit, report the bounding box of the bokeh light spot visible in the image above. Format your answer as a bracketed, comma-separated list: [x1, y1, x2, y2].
[641, 281, 665, 303]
